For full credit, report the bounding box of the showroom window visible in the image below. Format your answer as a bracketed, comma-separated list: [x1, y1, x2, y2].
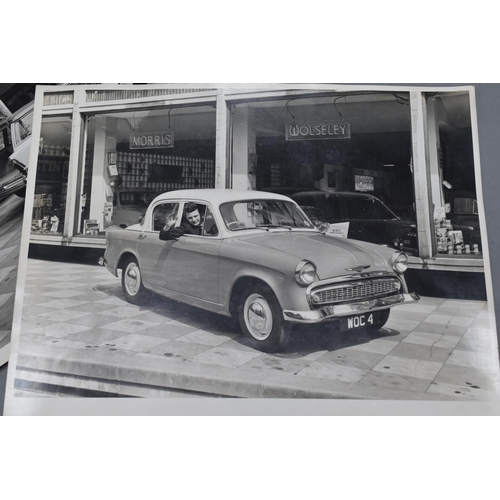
[31, 115, 72, 236]
[230, 92, 418, 253]
[80, 104, 217, 234]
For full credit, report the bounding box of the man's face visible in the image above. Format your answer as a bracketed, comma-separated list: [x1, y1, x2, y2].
[186, 209, 201, 226]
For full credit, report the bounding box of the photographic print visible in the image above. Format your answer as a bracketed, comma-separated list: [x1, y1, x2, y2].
[3, 83, 499, 415]
[0, 84, 39, 367]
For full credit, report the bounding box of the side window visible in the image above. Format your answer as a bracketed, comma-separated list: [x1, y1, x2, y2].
[152, 203, 179, 231]
[202, 206, 219, 237]
[453, 197, 478, 215]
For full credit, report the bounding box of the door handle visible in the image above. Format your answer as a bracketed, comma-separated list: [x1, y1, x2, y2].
[138, 234, 147, 240]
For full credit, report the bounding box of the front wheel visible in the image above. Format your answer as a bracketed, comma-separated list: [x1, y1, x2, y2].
[238, 284, 290, 353]
[121, 257, 149, 304]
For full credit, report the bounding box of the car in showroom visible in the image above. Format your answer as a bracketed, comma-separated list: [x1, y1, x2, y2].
[0, 102, 33, 200]
[112, 189, 159, 228]
[103, 189, 419, 352]
[291, 190, 419, 254]
[445, 191, 481, 248]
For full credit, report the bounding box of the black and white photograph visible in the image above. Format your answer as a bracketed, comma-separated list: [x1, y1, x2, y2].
[0, 84, 38, 368]
[1, 82, 498, 416]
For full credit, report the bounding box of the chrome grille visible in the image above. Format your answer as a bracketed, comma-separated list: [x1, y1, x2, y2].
[310, 278, 401, 306]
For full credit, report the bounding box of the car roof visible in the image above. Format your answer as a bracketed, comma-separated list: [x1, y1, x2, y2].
[293, 190, 380, 200]
[152, 189, 294, 205]
[11, 102, 34, 121]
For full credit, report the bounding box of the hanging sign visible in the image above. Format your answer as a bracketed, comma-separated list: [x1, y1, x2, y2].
[285, 120, 350, 141]
[130, 131, 174, 149]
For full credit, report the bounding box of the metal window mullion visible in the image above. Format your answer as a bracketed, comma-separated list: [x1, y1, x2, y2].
[74, 115, 89, 235]
[62, 88, 85, 240]
[215, 90, 229, 189]
[410, 91, 434, 259]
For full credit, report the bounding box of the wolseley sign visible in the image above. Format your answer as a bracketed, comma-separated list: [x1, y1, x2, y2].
[285, 120, 350, 141]
[130, 131, 174, 149]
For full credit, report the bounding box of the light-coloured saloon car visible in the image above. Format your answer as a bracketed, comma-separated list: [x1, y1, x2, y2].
[104, 189, 419, 352]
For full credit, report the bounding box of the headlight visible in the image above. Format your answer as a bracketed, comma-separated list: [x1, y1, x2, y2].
[295, 260, 318, 286]
[391, 251, 408, 274]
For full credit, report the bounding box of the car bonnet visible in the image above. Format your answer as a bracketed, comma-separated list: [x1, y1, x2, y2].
[229, 231, 393, 279]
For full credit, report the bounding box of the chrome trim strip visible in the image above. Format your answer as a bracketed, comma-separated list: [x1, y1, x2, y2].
[283, 292, 420, 323]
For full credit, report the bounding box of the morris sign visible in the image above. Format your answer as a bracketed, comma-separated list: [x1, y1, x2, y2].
[285, 120, 350, 141]
[130, 131, 174, 149]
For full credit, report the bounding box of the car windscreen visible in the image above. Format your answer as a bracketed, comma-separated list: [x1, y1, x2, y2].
[12, 112, 33, 147]
[346, 196, 398, 220]
[220, 199, 314, 231]
[294, 193, 398, 221]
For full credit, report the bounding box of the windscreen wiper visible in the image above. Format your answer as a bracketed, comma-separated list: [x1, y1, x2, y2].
[256, 224, 293, 231]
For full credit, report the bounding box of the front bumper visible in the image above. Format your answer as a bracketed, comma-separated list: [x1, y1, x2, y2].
[283, 292, 420, 323]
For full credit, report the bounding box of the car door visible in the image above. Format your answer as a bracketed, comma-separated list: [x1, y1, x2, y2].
[137, 201, 181, 287]
[138, 201, 221, 303]
[163, 204, 221, 303]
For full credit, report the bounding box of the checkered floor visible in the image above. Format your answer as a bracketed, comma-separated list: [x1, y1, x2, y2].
[15, 257, 500, 400]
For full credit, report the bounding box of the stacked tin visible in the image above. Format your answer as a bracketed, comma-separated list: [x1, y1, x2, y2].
[434, 218, 480, 255]
[116, 151, 215, 192]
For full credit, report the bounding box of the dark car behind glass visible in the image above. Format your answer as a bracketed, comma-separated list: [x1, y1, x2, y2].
[445, 191, 481, 248]
[291, 191, 419, 254]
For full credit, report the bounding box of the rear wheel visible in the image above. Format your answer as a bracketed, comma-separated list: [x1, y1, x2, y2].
[238, 284, 290, 353]
[121, 257, 149, 304]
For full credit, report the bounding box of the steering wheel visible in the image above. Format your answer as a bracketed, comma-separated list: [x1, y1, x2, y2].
[227, 221, 246, 230]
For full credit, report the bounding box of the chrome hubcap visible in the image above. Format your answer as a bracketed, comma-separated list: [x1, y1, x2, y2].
[125, 264, 140, 295]
[244, 293, 273, 340]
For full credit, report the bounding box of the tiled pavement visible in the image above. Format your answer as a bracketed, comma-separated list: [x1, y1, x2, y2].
[12, 257, 500, 401]
[0, 194, 24, 361]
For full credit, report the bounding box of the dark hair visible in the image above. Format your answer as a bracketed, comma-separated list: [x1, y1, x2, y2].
[184, 202, 198, 214]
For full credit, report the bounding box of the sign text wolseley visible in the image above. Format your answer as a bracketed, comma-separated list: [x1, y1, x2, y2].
[130, 131, 174, 149]
[286, 120, 351, 141]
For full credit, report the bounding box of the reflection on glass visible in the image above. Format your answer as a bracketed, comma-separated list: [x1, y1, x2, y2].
[221, 199, 313, 231]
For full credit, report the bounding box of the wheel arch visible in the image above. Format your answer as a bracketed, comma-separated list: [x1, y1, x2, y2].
[228, 276, 280, 319]
[116, 250, 139, 272]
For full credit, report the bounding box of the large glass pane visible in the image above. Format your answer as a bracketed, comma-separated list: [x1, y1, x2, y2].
[231, 92, 418, 254]
[31, 116, 72, 236]
[81, 104, 216, 234]
[427, 92, 482, 256]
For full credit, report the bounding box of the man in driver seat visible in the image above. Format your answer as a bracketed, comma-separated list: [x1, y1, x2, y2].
[160, 202, 212, 240]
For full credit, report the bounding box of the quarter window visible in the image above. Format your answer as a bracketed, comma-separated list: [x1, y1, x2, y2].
[453, 197, 478, 215]
[152, 203, 180, 231]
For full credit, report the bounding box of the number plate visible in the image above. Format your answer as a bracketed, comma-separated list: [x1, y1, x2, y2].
[340, 312, 377, 331]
